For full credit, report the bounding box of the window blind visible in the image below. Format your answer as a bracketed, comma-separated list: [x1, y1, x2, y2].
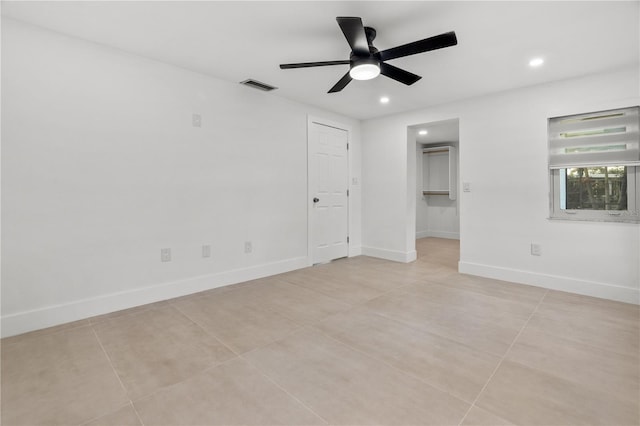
[548, 106, 639, 169]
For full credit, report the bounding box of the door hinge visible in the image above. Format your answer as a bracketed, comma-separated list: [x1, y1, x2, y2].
[346, 143, 349, 150]
[347, 189, 349, 197]
[347, 236, 350, 243]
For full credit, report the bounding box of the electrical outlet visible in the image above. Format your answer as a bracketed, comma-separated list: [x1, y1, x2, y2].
[202, 245, 211, 258]
[463, 182, 471, 192]
[192, 113, 201, 128]
[161, 248, 171, 262]
[530, 243, 542, 256]
[244, 241, 252, 254]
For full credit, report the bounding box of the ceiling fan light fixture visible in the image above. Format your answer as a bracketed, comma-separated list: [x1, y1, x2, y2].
[349, 58, 381, 80]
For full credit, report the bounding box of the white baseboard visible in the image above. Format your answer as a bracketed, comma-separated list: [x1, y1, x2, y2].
[1, 256, 310, 338]
[416, 231, 430, 239]
[416, 230, 460, 240]
[458, 261, 640, 305]
[361, 246, 417, 263]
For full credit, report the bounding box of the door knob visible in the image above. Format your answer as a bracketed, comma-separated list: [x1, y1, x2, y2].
[313, 197, 319, 203]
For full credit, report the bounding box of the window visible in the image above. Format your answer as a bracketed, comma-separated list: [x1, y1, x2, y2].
[549, 106, 640, 223]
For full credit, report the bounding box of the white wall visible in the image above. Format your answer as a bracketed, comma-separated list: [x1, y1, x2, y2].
[416, 143, 459, 240]
[363, 66, 640, 304]
[1, 19, 362, 337]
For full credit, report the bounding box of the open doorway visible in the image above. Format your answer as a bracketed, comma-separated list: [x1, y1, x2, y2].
[409, 118, 460, 266]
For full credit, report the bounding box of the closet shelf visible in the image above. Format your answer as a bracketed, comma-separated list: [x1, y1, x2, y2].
[423, 190, 449, 195]
[422, 145, 457, 201]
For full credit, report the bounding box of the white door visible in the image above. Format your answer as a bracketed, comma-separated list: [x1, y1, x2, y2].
[309, 121, 349, 264]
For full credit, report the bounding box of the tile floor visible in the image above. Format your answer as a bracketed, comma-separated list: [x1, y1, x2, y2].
[1, 238, 638, 425]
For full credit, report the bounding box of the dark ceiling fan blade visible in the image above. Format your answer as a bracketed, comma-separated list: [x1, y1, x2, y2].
[328, 72, 353, 93]
[380, 62, 421, 85]
[280, 60, 350, 69]
[379, 31, 457, 62]
[336, 17, 370, 56]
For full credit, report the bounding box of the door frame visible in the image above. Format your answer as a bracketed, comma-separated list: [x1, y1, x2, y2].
[307, 115, 352, 265]
[407, 117, 461, 263]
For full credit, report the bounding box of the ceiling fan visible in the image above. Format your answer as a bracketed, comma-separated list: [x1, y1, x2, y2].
[279, 17, 457, 93]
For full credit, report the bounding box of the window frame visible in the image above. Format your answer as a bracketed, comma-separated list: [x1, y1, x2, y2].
[550, 165, 639, 223]
[548, 105, 640, 224]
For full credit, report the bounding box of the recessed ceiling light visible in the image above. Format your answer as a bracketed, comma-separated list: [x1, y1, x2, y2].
[380, 96, 390, 104]
[418, 130, 428, 135]
[529, 57, 544, 67]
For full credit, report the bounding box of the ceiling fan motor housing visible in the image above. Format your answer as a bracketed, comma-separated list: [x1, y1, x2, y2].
[350, 27, 380, 77]
[364, 26, 377, 45]
[349, 55, 380, 69]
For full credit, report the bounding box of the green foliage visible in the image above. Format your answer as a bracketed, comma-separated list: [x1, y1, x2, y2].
[565, 166, 627, 210]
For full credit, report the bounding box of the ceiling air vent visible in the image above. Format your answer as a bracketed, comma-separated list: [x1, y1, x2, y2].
[240, 79, 278, 91]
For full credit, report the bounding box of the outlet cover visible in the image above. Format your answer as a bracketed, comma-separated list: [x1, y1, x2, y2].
[192, 114, 202, 127]
[161, 248, 171, 262]
[244, 241, 252, 254]
[530, 243, 542, 256]
[202, 245, 211, 258]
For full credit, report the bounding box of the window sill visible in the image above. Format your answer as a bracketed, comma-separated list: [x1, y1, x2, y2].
[548, 215, 640, 224]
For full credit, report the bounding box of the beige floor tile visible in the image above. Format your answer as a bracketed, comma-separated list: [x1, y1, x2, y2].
[93, 305, 234, 399]
[243, 328, 469, 425]
[315, 255, 392, 271]
[173, 289, 302, 354]
[461, 406, 514, 425]
[401, 280, 538, 321]
[476, 360, 640, 425]
[415, 253, 459, 270]
[1, 318, 91, 346]
[411, 262, 459, 281]
[1, 326, 129, 426]
[416, 248, 459, 261]
[365, 290, 525, 356]
[88, 300, 171, 324]
[526, 305, 640, 358]
[426, 273, 547, 306]
[284, 263, 360, 282]
[417, 237, 460, 249]
[537, 290, 640, 339]
[83, 403, 142, 426]
[507, 327, 640, 404]
[134, 357, 326, 425]
[281, 271, 392, 304]
[543, 290, 640, 322]
[314, 265, 421, 291]
[369, 268, 437, 284]
[315, 308, 501, 402]
[167, 279, 265, 305]
[218, 279, 353, 325]
[416, 238, 460, 266]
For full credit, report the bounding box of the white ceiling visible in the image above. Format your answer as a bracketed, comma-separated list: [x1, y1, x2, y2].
[411, 118, 459, 145]
[3, 1, 638, 120]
